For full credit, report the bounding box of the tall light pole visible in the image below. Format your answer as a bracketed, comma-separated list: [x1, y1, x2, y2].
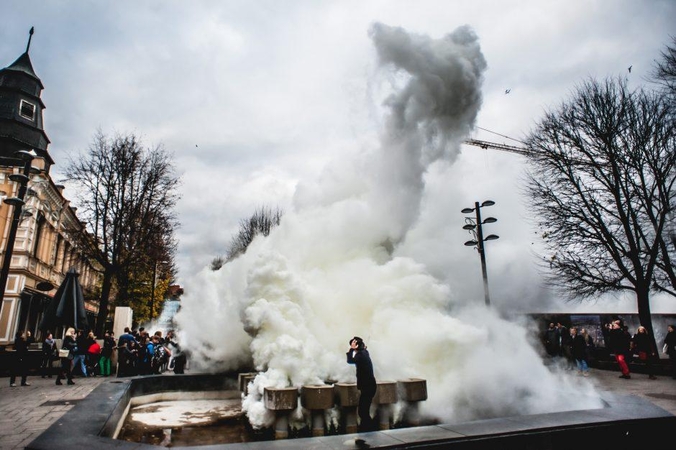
[149, 259, 169, 320]
[462, 200, 499, 306]
[0, 150, 37, 299]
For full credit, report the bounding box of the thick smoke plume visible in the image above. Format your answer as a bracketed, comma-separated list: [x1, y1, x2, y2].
[175, 23, 602, 429]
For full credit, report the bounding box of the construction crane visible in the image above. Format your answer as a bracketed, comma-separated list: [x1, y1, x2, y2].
[466, 137, 676, 248]
[463, 138, 529, 156]
[465, 138, 588, 164]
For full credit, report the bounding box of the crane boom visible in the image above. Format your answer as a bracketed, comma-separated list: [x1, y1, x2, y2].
[464, 139, 529, 156]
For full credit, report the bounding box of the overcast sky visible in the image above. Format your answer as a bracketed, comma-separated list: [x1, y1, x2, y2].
[2, 0, 674, 314]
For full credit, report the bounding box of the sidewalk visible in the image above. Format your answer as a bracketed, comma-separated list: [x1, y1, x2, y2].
[0, 374, 108, 449]
[583, 366, 676, 415]
[1, 368, 675, 450]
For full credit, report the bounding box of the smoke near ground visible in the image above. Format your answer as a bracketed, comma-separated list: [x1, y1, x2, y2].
[175, 23, 603, 429]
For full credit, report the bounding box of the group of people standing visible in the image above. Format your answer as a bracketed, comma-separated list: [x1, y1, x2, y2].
[52, 327, 116, 385]
[9, 326, 186, 387]
[604, 320, 676, 380]
[116, 327, 185, 377]
[544, 322, 595, 376]
[544, 320, 676, 380]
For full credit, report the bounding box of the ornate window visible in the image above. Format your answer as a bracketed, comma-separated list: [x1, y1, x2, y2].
[33, 213, 46, 257]
[19, 99, 36, 121]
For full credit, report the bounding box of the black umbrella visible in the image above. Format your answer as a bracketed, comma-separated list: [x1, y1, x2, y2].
[39, 268, 88, 332]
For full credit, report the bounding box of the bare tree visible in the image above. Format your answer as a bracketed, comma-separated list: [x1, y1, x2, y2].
[211, 206, 282, 269]
[63, 131, 181, 335]
[651, 37, 676, 289]
[524, 77, 676, 352]
[651, 36, 676, 96]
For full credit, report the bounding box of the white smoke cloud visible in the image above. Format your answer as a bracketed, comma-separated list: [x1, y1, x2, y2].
[175, 23, 603, 429]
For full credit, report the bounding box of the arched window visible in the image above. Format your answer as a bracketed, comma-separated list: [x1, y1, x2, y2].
[32, 213, 46, 258]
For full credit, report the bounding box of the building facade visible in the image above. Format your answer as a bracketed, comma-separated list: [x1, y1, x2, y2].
[0, 30, 101, 344]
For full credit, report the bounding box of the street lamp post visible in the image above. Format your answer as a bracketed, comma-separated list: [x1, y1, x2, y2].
[149, 259, 169, 320]
[0, 150, 37, 299]
[462, 200, 499, 306]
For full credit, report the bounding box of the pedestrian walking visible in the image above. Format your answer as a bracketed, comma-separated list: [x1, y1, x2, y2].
[570, 327, 590, 376]
[40, 332, 57, 378]
[663, 324, 676, 380]
[609, 320, 632, 379]
[9, 331, 30, 387]
[631, 326, 657, 380]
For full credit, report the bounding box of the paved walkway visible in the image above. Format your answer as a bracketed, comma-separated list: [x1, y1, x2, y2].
[1, 369, 675, 450]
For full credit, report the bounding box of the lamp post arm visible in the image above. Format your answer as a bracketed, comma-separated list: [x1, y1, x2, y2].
[0, 158, 33, 298]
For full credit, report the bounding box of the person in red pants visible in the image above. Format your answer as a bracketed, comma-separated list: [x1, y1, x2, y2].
[608, 320, 631, 379]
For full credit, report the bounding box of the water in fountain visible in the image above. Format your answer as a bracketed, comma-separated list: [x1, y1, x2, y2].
[173, 22, 604, 433]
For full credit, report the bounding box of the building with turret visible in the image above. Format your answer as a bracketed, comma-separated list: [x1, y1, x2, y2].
[0, 29, 101, 344]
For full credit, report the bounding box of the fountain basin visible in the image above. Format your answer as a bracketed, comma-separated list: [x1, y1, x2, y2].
[26, 373, 676, 449]
[117, 395, 246, 446]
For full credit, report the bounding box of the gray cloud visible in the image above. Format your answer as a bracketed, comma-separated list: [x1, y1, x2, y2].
[0, 0, 673, 314]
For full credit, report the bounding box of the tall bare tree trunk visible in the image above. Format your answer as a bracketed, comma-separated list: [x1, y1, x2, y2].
[636, 287, 658, 355]
[95, 268, 114, 336]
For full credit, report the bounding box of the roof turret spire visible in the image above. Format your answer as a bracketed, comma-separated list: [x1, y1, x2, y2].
[26, 27, 34, 53]
[0, 27, 53, 166]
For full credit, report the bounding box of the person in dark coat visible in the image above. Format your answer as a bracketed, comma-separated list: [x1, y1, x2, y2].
[570, 327, 590, 376]
[608, 320, 631, 379]
[663, 324, 676, 380]
[116, 327, 138, 377]
[9, 331, 30, 387]
[56, 327, 77, 385]
[557, 322, 570, 358]
[166, 330, 186, 374]
[99, 330, 116, 377]
[84, 331, 99, 376]
[631, 326, 657, 380]
[72, 329, 89, 377]
[544, 323, 560, 357]
[40, 332, 57, 378]
[347, 336, 377, 432]
[560, 325, 575, 369]
[580, 328, 595, 363]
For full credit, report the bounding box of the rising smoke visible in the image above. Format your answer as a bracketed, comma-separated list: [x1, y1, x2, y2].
[174, 23, 603, 429]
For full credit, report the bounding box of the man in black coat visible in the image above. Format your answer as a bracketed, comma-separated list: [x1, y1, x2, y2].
[10, 331, 30, 387]
[73, 329, 89, 377]
[347, 336, 377, 432]
[116, 327, 137, 377]
[544, 323, 560, 357]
